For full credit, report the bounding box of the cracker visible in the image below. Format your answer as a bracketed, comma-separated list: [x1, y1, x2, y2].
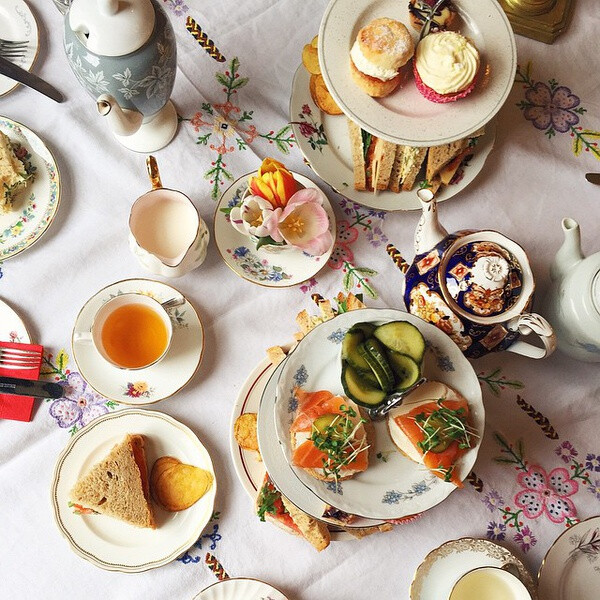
[234, 413, 259, 453]
[266, 346, 287, 366]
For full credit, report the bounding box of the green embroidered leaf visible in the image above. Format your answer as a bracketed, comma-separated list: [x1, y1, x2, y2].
[579, 130, 600, 138]
[343, 269, 354, 291]
[215, 72, 230, 87]
[573, 135, 583, 157]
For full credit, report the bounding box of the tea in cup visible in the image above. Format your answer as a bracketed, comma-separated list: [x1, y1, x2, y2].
[449, 566, 532, 600]
[90, 293, 174, 369]
[129, 156, 209, 278]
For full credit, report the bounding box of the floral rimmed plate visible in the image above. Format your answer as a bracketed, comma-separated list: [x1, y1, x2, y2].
[231, 352, 365, 539]
[214, 172, 335, 287]
[318, 0, 516, 146]
[411, 537, 537, 600]
[0, 296, 30, 343]
[274, 308, 484, 520]
[0, 0, 39, 97]
[537, 516, 600, 600]
[0, 117, 61, 260]
[289, 66, 496, 212]
[193, 577, 289, 600]
[71, 278, 204, 405]
[51, 408, 217, 573]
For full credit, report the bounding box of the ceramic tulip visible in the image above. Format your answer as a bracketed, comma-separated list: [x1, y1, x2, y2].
[388, 189, 556, 359]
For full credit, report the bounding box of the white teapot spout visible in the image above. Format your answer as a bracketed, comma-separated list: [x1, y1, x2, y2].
[96, 94, 143, 137]
[550, 218, 584, 281]
[414, 188, 448, 255]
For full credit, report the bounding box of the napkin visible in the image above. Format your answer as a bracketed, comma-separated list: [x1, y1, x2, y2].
[0, 341, 44, 422]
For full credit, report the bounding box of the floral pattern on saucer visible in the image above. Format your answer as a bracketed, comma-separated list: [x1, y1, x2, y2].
[226, 246, 292, 283]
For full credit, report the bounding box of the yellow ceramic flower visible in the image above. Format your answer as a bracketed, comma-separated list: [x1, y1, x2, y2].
[248, 158, 299, 209]
[132, 381, 149, 394]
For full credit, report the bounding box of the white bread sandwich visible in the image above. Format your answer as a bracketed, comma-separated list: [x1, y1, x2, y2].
[290, 388, 371, 482]
[256, 474, 330, 551]
[0, 131, 34, 213]
[69, 434, 156, 529]
[350, 17, 415, 97]
[390, 145, 429, 192]
[387, 381, 477, 487]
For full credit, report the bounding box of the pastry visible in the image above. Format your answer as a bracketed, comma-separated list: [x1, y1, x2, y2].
[414, 31, 480, 103]
[350, 17, 415, 97]
[408, 0, 457, 33]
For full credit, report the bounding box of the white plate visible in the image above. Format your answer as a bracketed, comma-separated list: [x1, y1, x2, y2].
[72, 278, 204, 405]
[193, 578, 289, 600]
[538, 516, 600, 600]
[51, 408, 217, 572]
[0, 296, 30, 342]
[274, 308, 484, 520]
[231, 353, 365, 539]
[214, 172, 335, 288]
[411, 537, 536, 600]
[290, 66, 496, 211]
[0, 117, 61, 260]
[318, 0, 516, 146]
[0, 0, 39, 97]
[258, 359, 386, 530]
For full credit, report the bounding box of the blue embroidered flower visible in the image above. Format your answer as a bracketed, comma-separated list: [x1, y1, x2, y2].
[327, 328, 347, 344]
[586, 454, 600, 472]
[588, 479, 600, 501]
[486, 521, 506, 541]
[483, 489, 504, 512]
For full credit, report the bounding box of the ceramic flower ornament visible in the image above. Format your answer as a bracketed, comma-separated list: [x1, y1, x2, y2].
[248, 158, 299, 209]
[229, 195, 276, 238]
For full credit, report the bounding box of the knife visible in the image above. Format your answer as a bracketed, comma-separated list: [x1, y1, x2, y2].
[0, 376, 64, 399]
[0, 55, 64, 103]
[585, 173, 600, 184]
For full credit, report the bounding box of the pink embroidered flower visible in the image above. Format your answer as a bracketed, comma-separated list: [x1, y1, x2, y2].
[328, 221, 358, 269]
[555, 441, 578, 463]
[514, 465, 578, 524]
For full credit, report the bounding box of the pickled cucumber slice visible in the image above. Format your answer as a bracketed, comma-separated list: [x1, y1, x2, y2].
[341, 329, 371, 371]
[341, 362, 387, 407]
[373, 321, 426, 364]
[386, 351, 421, 391]
[359, 339, 395, 392]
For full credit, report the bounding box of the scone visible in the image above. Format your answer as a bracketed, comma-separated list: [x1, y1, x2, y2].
[413, 31, 480, 103]
[408, 0, 457, 33]
[350, 17, 415, 98]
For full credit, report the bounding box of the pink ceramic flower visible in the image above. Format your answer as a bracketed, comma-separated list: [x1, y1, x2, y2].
[268, 188, 333, 256]
[514, 465, 578, 524]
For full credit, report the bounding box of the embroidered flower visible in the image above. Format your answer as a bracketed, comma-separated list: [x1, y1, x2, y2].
[588, 479, 600, 502]
[523, 82, 581, 133]
[299, 278, 317, 294]
[328, 221, 358, 269]
[514, 525, 537, 553]
[486, 521, 506, 541]
[366, 225, 388, 248]
[514, 465, 578, 524]
[49, 372, 111, 429]
[483, 489, 505, 512]
[555, 441, 578, 464]
[586, 454, 600, 472]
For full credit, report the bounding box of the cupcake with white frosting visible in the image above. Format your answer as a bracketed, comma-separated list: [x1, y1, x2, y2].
[413, 31, 480, 103]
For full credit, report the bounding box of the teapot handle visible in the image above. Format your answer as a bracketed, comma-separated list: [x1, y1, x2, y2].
[506, 313, 557, 359]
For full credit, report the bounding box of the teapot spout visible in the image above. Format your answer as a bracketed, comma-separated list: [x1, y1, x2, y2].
[550, 217, 584, 281]
[96, 94, 143, 137]
[414, 188, 448, 255]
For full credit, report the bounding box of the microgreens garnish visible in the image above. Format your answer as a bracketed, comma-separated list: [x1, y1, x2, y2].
[257, 482, 282, 522]
[310, 405, 369, 483]
[413, 398, 478, 454]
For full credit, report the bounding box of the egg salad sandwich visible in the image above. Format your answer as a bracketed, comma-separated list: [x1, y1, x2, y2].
[387, 381, 477, 487]
[69, 434, 156, 529]
[255, 474, 331, 551]
[0, 131, 33, 213]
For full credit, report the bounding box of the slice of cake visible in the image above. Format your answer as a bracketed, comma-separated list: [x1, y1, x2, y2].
[0, 131, 33, 213]
[70, 434, 156, 529]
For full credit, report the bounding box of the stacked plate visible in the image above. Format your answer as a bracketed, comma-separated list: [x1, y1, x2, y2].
[234, 308, 485, 531]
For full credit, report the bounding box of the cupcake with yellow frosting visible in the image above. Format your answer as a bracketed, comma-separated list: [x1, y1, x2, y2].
[413, 31, 480, 103]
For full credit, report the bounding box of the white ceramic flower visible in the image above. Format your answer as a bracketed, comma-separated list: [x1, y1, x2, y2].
[230, 195, 276, 238]
[482, 255, 509, 283]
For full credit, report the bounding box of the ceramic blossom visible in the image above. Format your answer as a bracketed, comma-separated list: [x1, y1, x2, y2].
[229, 158, 333, 256]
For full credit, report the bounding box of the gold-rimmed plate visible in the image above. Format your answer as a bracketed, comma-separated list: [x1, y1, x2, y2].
[193, 578, 289, 600]
[71, 278, 204, 405]
[51, 408, 217, 572]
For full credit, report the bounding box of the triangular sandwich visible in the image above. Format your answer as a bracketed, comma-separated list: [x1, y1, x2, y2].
[426, 139, 469, 182]
[70, 434, 156, 529]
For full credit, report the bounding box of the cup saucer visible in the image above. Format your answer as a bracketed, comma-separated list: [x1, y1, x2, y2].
[410, 538, 536, 600]
[213, 172, 335, 288]
[71, 278, 204, 405]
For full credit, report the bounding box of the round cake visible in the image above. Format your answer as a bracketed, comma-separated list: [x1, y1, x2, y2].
[414, 31, 480, 103]
[350, 17, 415, 98]
[408, 0, 457, 33]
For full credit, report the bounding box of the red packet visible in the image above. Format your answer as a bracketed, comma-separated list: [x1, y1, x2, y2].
[0, 341, 43, 422]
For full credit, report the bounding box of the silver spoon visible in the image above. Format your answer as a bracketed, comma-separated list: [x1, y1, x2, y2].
[366, 377, 428, 421]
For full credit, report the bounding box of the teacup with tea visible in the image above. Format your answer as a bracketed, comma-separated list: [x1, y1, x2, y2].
[449, 566, 532, 600]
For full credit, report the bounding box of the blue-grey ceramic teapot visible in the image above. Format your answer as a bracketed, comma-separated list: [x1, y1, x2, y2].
[388, 189, 556, 359]
[64, 0, 177, 152]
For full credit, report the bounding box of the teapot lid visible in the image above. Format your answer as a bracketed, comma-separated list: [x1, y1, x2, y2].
[68, 0, 155, 57]
[438, 232, 535, 324]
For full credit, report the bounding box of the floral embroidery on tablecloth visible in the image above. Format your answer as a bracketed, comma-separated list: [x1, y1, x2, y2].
[477, 367, 524, 396]
[40, 350, 118, 435]
[181, 57, 295, 200]
[515, 62, 600, 161]
[177, 511, 222, 564]
[162, 0, 188, 16]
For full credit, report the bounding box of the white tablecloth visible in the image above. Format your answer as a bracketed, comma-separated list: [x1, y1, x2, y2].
[1, 1, 599, 598]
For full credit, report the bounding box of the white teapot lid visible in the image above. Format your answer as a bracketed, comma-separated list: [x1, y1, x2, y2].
[68, 0, 155, 57]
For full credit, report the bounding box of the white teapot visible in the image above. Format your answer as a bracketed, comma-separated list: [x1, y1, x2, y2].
[543, 218, 600, 362]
